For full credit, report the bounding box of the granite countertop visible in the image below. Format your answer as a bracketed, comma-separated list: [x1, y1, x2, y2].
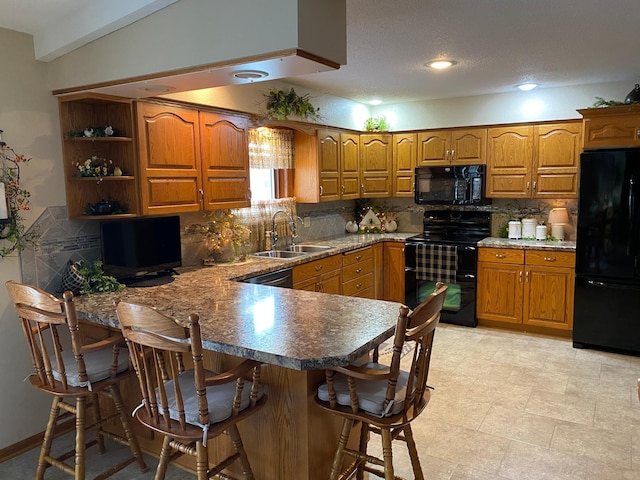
[477, 237, 576, 251]
[73, 233, 412, 371]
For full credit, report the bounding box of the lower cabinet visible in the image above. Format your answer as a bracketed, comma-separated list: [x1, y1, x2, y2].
[293, 254, 342, 294]
[342, 247, 375, 298]
[476, 247, 575, 333]
[383, 242, 405, 303]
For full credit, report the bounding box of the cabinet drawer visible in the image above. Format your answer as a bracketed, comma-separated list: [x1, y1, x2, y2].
[478, 247, 525, 264]
[342, 273, 374, 296]
[293, 254, 342, 283]
[525, 250, 575, 268]
[342, 247, 373, 266]
[342, 258, 374, 281]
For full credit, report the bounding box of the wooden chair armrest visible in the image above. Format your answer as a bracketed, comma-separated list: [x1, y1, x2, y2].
[331, 364, 391, 381]
[81, 333, 125, 353]
[204, 359, 262, 386]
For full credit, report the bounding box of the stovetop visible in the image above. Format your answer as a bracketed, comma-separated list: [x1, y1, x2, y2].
[407, 210, 491, 245]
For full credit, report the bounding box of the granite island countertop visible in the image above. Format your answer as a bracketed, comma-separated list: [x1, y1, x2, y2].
[73, 233, 414, 371]
[477, 237, 576, 251]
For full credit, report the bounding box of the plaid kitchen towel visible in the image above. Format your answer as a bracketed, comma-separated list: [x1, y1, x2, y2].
[415, 244, 458, 283]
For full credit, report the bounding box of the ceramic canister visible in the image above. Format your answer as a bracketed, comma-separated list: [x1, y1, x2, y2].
[551, 224, 565, 241]
[521, 218, 537, 238]
[508, 221, 522, 239]
[536, 224, 547, 240]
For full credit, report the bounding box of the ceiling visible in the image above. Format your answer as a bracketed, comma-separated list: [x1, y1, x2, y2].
[2, 0, 640, 105]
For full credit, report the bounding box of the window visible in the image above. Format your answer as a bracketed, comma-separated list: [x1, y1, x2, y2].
[248, 127, 295, 202]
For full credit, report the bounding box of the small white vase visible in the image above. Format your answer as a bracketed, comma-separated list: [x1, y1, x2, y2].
[384, 220, 397, 233]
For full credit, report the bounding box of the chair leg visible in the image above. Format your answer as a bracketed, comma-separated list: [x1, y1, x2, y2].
[36, 396, 62, 480]
[90, 392, 106, 454]
[356, 421, 369, 480]
[380, 427, 394, 480]
[195, 441, 209, 480]
[74, 396, 86, 480]
[227, 424, 254, 480]
[403, 424, 424, 480]
[330, 418, 354, 480]
[154, 436, 172, 480]
[110, 384, 147, 471]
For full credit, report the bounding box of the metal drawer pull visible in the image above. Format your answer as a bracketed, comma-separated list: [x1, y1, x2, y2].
[356, 255, 362, 261]
[356, 283, 362, 288]
[525, 271, 529, 282]
[543, 257, 556, 262]
[495, 253, 507, 258]
[315, 265, 323, 272]
[356, 268, 362, 274]
[519, 271, 523, 282]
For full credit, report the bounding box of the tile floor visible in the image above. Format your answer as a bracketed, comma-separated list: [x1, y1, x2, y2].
[1, 324, 639, 479]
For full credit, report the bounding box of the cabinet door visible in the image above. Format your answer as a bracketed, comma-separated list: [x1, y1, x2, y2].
[524, 265, 574, 331]
[318, 129, 341, 202]
[532, 122, 581, 199]
[340, 133, 360, 199]
[319, 268, 343, 295]
[476, 261, 523, 324]
[451, 128, 487, 164]
[581, 108, 640, 149]
[199, 111, 250, 210]
[417, 130, 450, 166]
[360, 133, 392, 197]
[392, 133, 416, 197]
[137, 102, 201, 215]
[486, 126, 533, 198]
[383, 242, 405, 302]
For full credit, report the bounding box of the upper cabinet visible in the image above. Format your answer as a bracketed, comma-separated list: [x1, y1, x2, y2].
[59, 93, 140, 219]
[136, 101, 250, 215]
[392, 133, 417, 197]
[294, 128, 360, 203]
[359, 133, 392, 197]
[418, 128, 487, 166]
[487, 122, 581, 198]
[579, 105, 640, 149]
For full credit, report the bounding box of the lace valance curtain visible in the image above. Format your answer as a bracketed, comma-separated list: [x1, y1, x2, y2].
[248, 127, 294, 169]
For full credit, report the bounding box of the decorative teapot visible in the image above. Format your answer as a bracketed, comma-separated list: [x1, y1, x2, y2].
[625, 84, 640, 104]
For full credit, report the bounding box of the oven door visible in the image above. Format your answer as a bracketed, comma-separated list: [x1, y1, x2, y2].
[404, 242, 478, 327]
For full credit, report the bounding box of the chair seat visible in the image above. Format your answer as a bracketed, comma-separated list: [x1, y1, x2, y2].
[52, 347, 129, 388]
[160, 369, 265, 426]
[317, 362, 412, 417]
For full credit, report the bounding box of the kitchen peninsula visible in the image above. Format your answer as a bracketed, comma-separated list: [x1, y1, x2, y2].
[73, 234, 410, 480]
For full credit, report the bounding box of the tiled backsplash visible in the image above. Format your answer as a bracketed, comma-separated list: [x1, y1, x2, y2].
[19, 198, 577, 292]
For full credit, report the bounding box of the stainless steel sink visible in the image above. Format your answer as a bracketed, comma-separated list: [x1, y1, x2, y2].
[252, 250, 308, 259]
[286, 244, 332, 253]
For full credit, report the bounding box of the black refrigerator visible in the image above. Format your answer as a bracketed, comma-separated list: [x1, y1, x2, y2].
[573, 148, 640, 355]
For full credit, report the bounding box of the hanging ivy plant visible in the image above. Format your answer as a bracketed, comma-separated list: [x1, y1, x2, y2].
[0, 138, 40, 258]
[264, 88, 322, 121]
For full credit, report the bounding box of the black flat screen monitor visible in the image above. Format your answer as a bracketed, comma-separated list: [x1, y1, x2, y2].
[100, 215, 182, 286]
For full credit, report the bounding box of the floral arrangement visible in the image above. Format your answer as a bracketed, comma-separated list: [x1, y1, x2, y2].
[186, 209, 251, 263]
[66, 125, 117, 138]
[1, 139, 40, 258]
[76, 155, 114, 179]
[264, 88, 322, 121]
[364, 115, 390, 132]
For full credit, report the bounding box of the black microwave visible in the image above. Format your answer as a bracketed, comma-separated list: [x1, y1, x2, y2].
[414, 165, 489, 205]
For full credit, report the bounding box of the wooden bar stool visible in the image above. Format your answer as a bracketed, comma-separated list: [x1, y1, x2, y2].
[316, 282, 447, 480]
[116, 300, 267, 480]
[5, 280, 147, 480]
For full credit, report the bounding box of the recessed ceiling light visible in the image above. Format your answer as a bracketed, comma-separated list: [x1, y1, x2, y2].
[231, 70, 269, 80]
[517, 83, 539, 91]
[139, 84, 175, 93]
[368, 99, 382, 105]
[427, 60, 456, 70]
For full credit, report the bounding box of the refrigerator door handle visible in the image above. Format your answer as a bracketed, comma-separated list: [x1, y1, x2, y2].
[586, 279, 640, 290]
[629, 176, 637, 256]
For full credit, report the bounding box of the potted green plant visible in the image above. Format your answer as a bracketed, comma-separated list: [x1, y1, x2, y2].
[264, 88, 322, 121]
[364, 115, 390, 132]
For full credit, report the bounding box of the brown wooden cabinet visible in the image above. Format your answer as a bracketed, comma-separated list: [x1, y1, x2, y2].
[293, 254, 342, 294]
[418, 128, 487, 166]
[59, 93, 140, 219]
[487, 122, 581, 199]
[136, 101, 250, 216]
[579, 105, 640, 149]
[477, 247, 575, 333]
[294, 129, 360, 202]
[383, 242, 405, 303]
[392, 133, 417, 197]
[342, 247, 375, 298]
[359, 133, 392, 197]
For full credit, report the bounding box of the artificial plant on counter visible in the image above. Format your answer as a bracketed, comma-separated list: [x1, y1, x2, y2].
[0, 132, 39, 258]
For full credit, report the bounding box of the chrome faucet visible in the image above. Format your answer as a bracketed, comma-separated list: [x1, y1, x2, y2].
[271, 210, 298, 248]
